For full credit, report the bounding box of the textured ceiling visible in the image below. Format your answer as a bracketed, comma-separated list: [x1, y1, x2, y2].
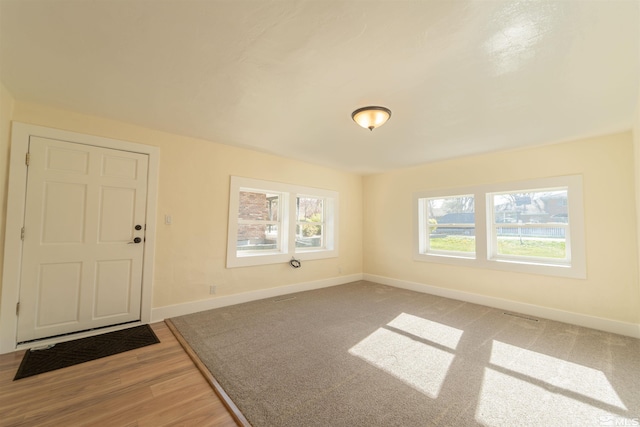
[1, 0, 638, 174]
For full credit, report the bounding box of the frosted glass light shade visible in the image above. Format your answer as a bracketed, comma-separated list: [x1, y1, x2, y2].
[352, 106, 391, 131]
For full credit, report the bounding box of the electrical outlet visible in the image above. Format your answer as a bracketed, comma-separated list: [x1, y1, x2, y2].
[338, 266, 342, 274]
[209, 285, 217, 294]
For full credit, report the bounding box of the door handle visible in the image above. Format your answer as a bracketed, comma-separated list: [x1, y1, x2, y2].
[128, 237, 142, 244]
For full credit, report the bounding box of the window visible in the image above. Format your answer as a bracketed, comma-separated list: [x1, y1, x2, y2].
[417, 195, 476, 258]
[414, 176, 585, 278]
[227, 177, 338, 268]
[237, 190, 283, 253]
[488, 188, 569, 264]
[296, 196, 325, 250]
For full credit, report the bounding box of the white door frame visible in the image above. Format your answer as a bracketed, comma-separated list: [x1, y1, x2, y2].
[0, 122, 159, 354]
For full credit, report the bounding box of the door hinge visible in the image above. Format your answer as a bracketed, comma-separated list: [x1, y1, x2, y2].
[25, 153, 30, 166]
[16, 302, 20, 316]
[21, 227, 25, 241]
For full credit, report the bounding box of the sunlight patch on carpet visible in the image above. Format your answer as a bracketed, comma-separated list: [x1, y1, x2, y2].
[387, 312, 464, 350]
[349, 313, 462, 398]
[489, 340, 626, 410]
[476, 368, 632, 427]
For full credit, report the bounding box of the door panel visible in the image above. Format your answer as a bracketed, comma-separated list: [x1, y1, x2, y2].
[17, 136, 149, 343]
[42, 182, 87, 244]
[101, 155, 139, 179]
[36, 262, 82, 326]
[94, 259, 132, 318]
[46, 146, 89, 174]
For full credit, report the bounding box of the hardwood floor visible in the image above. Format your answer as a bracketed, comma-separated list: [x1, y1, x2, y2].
[0, 322, 238, 427]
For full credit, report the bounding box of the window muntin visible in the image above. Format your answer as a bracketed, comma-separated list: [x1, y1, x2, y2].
[489, 189, 569, 263]
[418, 195, 475, 258]
[227, 177, 338, 268]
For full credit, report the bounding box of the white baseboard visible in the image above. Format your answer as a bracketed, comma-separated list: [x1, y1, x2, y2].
[152, 272, 639, 339]
[151, 273, 364, 321]
[364, 274, 640, 339]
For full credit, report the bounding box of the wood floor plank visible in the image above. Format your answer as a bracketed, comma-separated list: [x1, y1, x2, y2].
[149, 371, 208, 397]
[0, 322, 238, 427]
[94, 380, 211, 426]
[137, 390, 237, 427]
[22, 384, 155, 427]
[165, 319, 251, 427]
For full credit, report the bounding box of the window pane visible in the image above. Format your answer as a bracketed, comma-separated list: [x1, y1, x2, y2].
[427, 195, 475, 253]
[429, 235, 475, 253]
[296, 224, 323, 249]
[297, 197, 323, 222]
[496, 234, 566, 258]
[493, 189, 568, 224]
[237, 224, 278, 252]
[492, 189, 568, 260]
[238, 191, 279, 221]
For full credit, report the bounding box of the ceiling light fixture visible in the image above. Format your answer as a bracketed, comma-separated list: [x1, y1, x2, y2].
[351, 106, 392, 131]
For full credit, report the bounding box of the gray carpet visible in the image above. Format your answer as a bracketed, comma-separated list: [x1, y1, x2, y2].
[169, 281, 640, 426]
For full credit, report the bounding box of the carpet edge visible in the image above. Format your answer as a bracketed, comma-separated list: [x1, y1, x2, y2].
[164, 318, 252, 427]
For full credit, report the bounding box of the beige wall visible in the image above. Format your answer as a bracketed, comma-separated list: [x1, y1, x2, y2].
[4, 101, 363, 308]
[0, 83, 15, 301]
[1, 95, 638, 327]
[364, 132, 640, 324]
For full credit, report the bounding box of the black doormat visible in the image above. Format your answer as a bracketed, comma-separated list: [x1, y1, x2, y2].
[14, 324, 160, 380]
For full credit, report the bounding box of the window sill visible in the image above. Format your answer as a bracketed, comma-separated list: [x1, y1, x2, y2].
[228, 248, 338, 268]
[413, 252, 585, 279]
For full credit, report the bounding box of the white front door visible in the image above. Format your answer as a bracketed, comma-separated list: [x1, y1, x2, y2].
[17, 136, 149, 343]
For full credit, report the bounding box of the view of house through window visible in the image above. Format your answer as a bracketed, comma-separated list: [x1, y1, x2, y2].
[237, 191, 282, 252]
[489, 189, 569, 261]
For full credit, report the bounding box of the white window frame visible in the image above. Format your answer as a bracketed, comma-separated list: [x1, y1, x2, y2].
[417, 194, 476, 259]
[487, 187, 570, 266]
[413, 175, 586, 279]
[227, 176, 338, 268]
